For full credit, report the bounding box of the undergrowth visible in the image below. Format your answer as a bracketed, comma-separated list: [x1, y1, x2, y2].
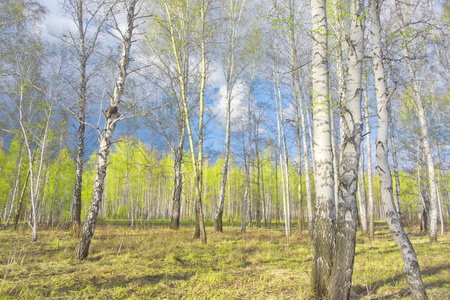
[0, 222, 448, 299]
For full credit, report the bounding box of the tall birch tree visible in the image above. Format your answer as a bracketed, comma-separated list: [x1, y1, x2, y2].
[328, 0, 364, 297]
[61, 0, 109, 229]
[310, 0, 335, 296]
[371, 0, 427, 298]
[395, 0, 439, 243]
[163, 0, 211, 242]
[214, 0, 252, 232]
[75, 0, 142, 259]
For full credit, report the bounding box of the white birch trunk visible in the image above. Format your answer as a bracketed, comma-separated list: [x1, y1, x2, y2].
[364, 85, 375, 240]
[329, 0, 364, 296]
[389, 106, 403, 225]
[395, 0, 438, 243]
[310, 0, 334, 297]
[299, 88, 314, 237]
[358, 153, 368, 234]
[331, 0, 347, 220]
[4, 148, 23, 229]
[75, 0, 138, 259]
[214, 0, 247, 232]
[371, 0, 427, 298]
[19, 90, 53, 241]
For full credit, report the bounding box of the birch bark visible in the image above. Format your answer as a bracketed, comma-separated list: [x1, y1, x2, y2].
[310, 0, 334, 297]
[364, 83, 375, 241]
[395, 0, 438, 243]
[298, 88, 314, 237]
[328, 0, 364, 297]
[371, 0, 427, 298]
[214, 0, 248, 232]
[75, 0, 139, 259]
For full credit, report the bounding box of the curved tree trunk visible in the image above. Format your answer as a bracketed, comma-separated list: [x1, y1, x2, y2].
[75, 0, 138, 259]
[395, 0, 438, 243]
[328, 0, 364, 297]
[371, 0, 427, 298]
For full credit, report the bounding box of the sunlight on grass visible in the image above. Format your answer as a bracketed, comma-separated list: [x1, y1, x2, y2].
[0, 222, 449, 299]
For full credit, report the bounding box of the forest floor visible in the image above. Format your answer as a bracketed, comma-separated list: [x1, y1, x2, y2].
[0, 221, 449, 299]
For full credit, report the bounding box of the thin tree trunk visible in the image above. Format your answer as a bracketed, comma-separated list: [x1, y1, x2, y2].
[1, 189, 10, 227]
[358, 154, 368, 234]
[436, 183, 444, 236]
[371, 0, 427, 298]
[14, 170, 30, 230]
[75, 0, 138, 259]
[171, 122, 185, 230]
[287, 0, 304, 233]
[299, 88, 314, 237]
[389, 104, 403, 226]
[214, 86, 231, 231]
[4, 147, 24, 229]
[364, 83, 375, 241]
[241, 122, 250, 233]
[395, 0, 438, 243]
[214, 0, 247, 233]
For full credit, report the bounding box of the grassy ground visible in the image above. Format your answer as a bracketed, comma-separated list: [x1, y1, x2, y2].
[0, 222, 449, 299]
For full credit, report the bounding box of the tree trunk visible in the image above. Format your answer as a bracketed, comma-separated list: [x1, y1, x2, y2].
[331, 0, 346, 222]
[214, 81, 231, 232]
[358, 154, 368, 234]
[371, 0, 427, 298]
[75, 0, 138, 259]
[299, 88, 314, 237]
[395, 0, 438, 244]
[389, 106, 402, 226]
[171, 122, 185, 230]
[328, 0, 364, 297]
[364, 84, 375, 241]
[14, 170, 30, 230]
[241, 148, 250, 233]
[310, 0, 334, 297]
[4, 147, 23, 229]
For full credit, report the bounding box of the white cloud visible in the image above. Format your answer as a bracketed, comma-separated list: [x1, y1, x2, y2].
[36, 0, 77, 40]
[212, 80, 250, 130]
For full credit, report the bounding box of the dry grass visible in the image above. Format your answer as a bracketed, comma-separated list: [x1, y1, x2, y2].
[0, 222, 449, 299]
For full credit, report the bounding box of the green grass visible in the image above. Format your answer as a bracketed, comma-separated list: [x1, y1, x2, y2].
[0, 222, 449, 299]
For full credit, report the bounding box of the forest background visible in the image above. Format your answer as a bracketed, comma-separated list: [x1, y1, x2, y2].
[0, 0, 449, 298]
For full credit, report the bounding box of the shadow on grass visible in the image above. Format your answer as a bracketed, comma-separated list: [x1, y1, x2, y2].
[36, 273, 194, 298]
[352, 263, 450, 299]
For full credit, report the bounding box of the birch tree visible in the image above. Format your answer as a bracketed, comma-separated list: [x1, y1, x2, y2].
[163, 0, 211, 242]
[60, 0, 110, 229]
[310, 0, 335, 296]
[363, 77, 375, 240]
[395, 0, 439, 243]
[328, 0, 364, 297]
[214, 0, 252, 232]
[143, 0, 194, 230]
[75, 0, 143, 259]
[371, 0, 427, 298]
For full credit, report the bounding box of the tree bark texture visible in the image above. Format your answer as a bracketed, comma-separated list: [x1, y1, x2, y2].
[371, 0, 427, 298]
[310, 0, 334, 297]
[328, 0, 364, 297]
[395, 0, 438, 243]
[170, 121, 185, 230]
[364, 86, 375, 241]
[75, 0, 137, 259]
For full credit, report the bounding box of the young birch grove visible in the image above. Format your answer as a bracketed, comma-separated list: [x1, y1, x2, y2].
[1, 0, 449, 298]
